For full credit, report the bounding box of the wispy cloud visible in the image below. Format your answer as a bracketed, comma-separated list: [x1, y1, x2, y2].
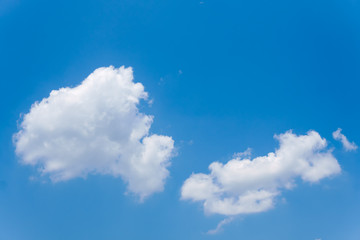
[233, 147, 252, 158]
[332, 128, 357, 151]
[207, 217, 234, 235]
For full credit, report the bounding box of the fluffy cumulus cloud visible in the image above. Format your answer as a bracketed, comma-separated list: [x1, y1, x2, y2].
[181, 130, 341, 215]
[14, 66, 175, 199]
[332, 128, 357, 151]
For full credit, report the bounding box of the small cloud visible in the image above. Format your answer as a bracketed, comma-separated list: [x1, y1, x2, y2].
[178, 69, 183, 75]
[233, 147, 252, 158]
[148, 98, 154, 106]
[29, 176, 36, 181]
[207, 217, 234, 235]
[200, 1, 205, 4]
[332, 128, 358, 151]
[158, 77, 165, 86]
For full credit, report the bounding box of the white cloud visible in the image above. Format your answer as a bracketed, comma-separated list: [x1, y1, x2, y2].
[14, 66, 175, 199]
[181, 130, 341, 215]
[233, 147, 252, 158]
[207, 217, 234, 235]
[332, 128, 357, 151]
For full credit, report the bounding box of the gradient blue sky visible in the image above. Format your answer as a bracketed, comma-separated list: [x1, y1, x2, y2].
[1, 0, 360, 239]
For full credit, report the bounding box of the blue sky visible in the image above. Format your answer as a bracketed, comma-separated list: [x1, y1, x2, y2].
[1, 0, 360, 239]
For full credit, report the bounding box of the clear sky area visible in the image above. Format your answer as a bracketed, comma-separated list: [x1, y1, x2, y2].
[0, 0, 359, 239]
